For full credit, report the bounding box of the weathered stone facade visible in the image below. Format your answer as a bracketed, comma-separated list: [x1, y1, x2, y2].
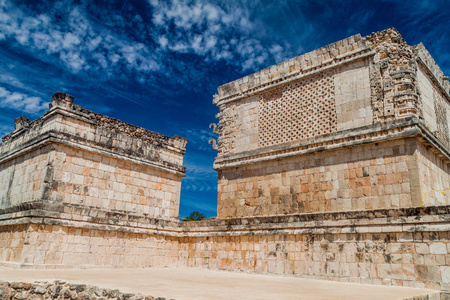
[0, 92, 188, 222]
[212, 28, 450, 218]
[1, 28, 450, 297]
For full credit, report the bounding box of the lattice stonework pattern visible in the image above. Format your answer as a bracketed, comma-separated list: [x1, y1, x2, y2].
[258, 71, 337, 147]
[433, 88, 450, 148]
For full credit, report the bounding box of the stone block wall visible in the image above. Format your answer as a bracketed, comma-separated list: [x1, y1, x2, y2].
[0, 224, 178, 269]
[178, 228, 450, 291]
[0, 225, 27, 266]
[49, 144, 182, 219]
[417, 142, 450, 206]
[2, 206, 450, 294]
[0, 146, 51, 209]
[417, 62, 450, 148]
[217, 138, 419, 218]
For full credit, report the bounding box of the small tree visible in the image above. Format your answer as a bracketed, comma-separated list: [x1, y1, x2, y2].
[182, 211, 207, 221]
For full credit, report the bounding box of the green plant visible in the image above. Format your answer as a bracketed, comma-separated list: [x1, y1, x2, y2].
[182, 211, 207, 221]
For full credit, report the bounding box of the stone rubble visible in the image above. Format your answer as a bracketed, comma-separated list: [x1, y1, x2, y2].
[0, 280, 174, 300]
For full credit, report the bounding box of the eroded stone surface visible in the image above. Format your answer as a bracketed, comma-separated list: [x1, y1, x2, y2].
[0, 92, 188, 220]
[212, 27, 450, 218]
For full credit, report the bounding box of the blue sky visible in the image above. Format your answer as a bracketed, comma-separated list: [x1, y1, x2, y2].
[1, 0, 449, 218]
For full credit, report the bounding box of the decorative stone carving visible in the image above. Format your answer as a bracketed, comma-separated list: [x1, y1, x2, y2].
[14, 116, 31, 131]
[258, 71, 336, 148]
[51, 91, 74, 103]
[209, 123, 218, 135]
[208, 138, 218, 150]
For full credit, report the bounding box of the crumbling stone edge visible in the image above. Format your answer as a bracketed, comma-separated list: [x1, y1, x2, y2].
[0, 280, 174, 300]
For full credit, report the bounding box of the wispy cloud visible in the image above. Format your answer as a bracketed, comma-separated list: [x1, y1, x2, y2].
[0, 1, 160, 78]
[180, 127, 217, 152]
[149, 0, 290, 70]
[0, 86, 48, 114]
[182, 160, 217, 193]
[0, 0, 291, 84]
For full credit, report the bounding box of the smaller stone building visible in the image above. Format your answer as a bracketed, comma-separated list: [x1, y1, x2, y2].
[0, 92, 188, 267]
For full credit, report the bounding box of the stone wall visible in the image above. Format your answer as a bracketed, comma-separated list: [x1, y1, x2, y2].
[417, 142, 450, 206]
[0, 224, 177, 268]
[2, 206, 450, 294]
[0, 146, 51, 209]
[417, 63, 450, 148]
[50, 144, 183, 219]
[218, 138, 418, 218]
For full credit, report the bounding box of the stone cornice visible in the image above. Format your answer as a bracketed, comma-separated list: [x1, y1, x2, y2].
[1, 101, 188, 153]
[0, 129, 186, 176]
[213, 118, 427, 170]
[47, 105, 189, 153]
[214, 48, 375, 106]
[414, 43, 450, 97]
[2, 202, 450, 238]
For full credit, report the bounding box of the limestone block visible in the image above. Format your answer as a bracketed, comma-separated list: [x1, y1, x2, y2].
[430, 243, 448, 255]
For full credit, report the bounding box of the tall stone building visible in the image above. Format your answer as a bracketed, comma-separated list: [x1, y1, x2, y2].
[1, 28, 450, 296]
[212, 28, 450, 218]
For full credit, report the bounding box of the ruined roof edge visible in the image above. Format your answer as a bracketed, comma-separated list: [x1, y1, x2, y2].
[214, 27, 450, 105]
[214, 30, 368, 104]
[1, 92, 189, 150]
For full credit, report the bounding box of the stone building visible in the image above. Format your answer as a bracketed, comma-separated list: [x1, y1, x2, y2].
[0, 92, 188, 267]
[212, 28, 450, 218]
[1, 28, 450, 296]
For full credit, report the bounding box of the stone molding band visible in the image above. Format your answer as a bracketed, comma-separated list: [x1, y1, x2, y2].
[214, 49, 375, 106]
[2, 200, 450, 238]
[0, 130, 186, 177]
[214, 117, 450, 170]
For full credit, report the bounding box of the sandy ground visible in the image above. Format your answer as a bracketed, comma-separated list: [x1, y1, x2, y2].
[0, 267, 439, 300]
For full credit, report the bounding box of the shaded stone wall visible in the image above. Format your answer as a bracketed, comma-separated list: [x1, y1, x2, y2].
[417, 142, 450, 206]
[0, 225, 27, 265]
[417, 65, 450, 148]
[0, 146, 51, 209]
[218, 138, 418, 218]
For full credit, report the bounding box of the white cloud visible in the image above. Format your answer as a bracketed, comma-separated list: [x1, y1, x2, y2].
[0, 0, 292, 89]
[149, 0, 291, 70]
[0, 86, 48, 114]
[0, 1, 160, 79]
[158, 35, 168, 48]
